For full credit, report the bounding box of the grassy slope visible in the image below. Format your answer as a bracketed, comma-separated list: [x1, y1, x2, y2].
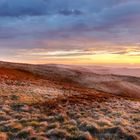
[0, 61, 140, 139]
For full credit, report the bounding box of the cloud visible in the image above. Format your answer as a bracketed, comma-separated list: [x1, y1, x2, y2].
[58, 9, 83, 16]
[98, 1, 140, 27]
[0, 0, 48, 17]
[24, 50, 94, 58]
[0, 27, 20, 39]
[0, 0, 140, 63]
[0, 0, 131, 17]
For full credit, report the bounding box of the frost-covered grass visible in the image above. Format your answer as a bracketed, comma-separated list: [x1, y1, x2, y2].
[0, 66, 140, 140]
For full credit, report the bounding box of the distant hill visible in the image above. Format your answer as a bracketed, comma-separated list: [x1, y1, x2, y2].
[0, 61, 140, 99]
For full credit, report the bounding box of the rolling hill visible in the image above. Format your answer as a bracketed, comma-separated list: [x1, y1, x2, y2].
[0, 61, 140, 140]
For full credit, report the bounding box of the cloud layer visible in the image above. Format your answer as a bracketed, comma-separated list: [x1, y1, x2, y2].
[0, 0, 139, 64]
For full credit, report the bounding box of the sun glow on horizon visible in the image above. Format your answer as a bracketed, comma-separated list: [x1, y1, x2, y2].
[1, 49, 139, 68]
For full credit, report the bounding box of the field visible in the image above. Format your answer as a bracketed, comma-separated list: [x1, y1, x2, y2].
[0, 61, 140, 140]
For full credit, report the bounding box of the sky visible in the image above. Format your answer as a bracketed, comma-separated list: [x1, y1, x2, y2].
[0, 0, 140, 66]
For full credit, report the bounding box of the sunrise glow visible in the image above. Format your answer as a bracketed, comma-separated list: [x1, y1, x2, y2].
[0, 0, 139, 67]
